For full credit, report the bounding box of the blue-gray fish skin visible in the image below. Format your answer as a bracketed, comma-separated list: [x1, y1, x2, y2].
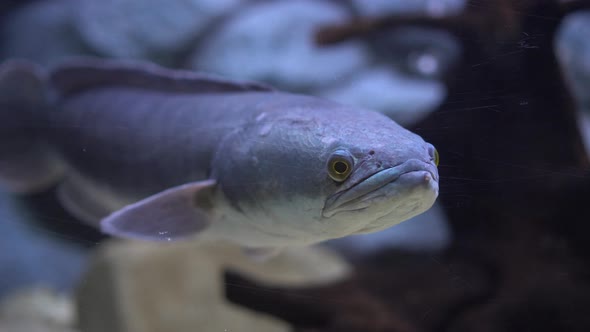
[0, 57, 439, 249]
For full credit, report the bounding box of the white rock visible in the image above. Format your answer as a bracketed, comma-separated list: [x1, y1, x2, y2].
[221, 245, 351, 287]
[191, 0, 369, 91]
[76, 240, 350, 332]
[319, 66, 446, 126]
[0, 287, 76, 332]
[0, 320, 77, 332]
[74, 0, 244, 61]
[0, 288, 74, 326]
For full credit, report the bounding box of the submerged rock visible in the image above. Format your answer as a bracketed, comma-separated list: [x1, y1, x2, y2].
[368, 26, 461, 80]
[0, 0, 91, 65]
[350, 0, 465, 17]
[579, 111, 590, 158]
[0, 193, 89, 300]
[76, 240, 350, 332]
[556, 10, 590, 110]
[0, 287, 76, 332]
[0, 321, 77, 332]
[319, 66, 445, 125]
[191, 0, 368, 91]
[74, 0, 244, 62]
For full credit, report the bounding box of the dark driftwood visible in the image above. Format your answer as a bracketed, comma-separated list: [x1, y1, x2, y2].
[226, 1, 590, 331]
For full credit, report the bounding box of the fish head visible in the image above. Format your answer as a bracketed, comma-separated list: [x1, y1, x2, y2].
[317, 108, 439, 236]
[212, 99, 439, 244]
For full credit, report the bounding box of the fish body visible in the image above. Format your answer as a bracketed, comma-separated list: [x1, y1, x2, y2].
[0, 58, 439, 249]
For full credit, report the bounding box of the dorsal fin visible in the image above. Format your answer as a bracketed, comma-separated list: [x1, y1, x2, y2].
[49, 57, 275, 97]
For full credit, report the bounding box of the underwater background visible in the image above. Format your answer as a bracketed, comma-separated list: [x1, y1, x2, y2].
[1, 0, 590, 331]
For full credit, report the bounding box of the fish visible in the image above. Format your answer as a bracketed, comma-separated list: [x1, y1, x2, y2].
[0, 57, 439, 252]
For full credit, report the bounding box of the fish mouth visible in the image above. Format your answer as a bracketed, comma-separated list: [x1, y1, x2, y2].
[322, 159, 438, 218]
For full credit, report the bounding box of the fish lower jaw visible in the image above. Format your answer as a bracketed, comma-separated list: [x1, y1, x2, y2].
[322, 170, 439, 219]
[361, 187, 438, 234]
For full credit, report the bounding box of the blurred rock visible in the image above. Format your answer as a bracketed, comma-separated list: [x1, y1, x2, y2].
[0, 321, 77, 332]
[0, 287, 76, 332]
[319, 66, 445, 125]
[190, 0, 368, 91]
[223, 245, 351, 287]
[579, 111, 590, 157]
[0, 193, 89, 299]
[0, 288, 74, 326]
[369, 26, 461, 80]
[317, 25, 459, 125]
[0, 0, 91, 66]
[556, 11, 590, 157]
[76, 240, 351, 332]
[74, 0, 244, 63]
[556, 10, 590, 109]
[350, 0, 465, 17]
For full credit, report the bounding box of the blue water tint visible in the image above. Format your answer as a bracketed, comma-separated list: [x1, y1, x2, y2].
[0, 192, 89, 299]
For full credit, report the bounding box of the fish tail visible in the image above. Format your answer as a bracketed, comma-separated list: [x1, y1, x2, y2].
[0, 60, 65, 193]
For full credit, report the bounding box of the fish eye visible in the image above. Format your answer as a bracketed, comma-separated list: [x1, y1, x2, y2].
[434, 148, 440, 166]
[328, 150, 354, 182]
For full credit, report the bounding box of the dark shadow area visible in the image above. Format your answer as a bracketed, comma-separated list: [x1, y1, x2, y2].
[20, 189, 108, 248]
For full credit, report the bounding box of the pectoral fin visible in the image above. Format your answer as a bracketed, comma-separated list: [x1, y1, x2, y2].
[101, 179, 217, 242]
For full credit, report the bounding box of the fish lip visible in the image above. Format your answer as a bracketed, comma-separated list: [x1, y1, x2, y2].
[322, 159, 437, 218]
